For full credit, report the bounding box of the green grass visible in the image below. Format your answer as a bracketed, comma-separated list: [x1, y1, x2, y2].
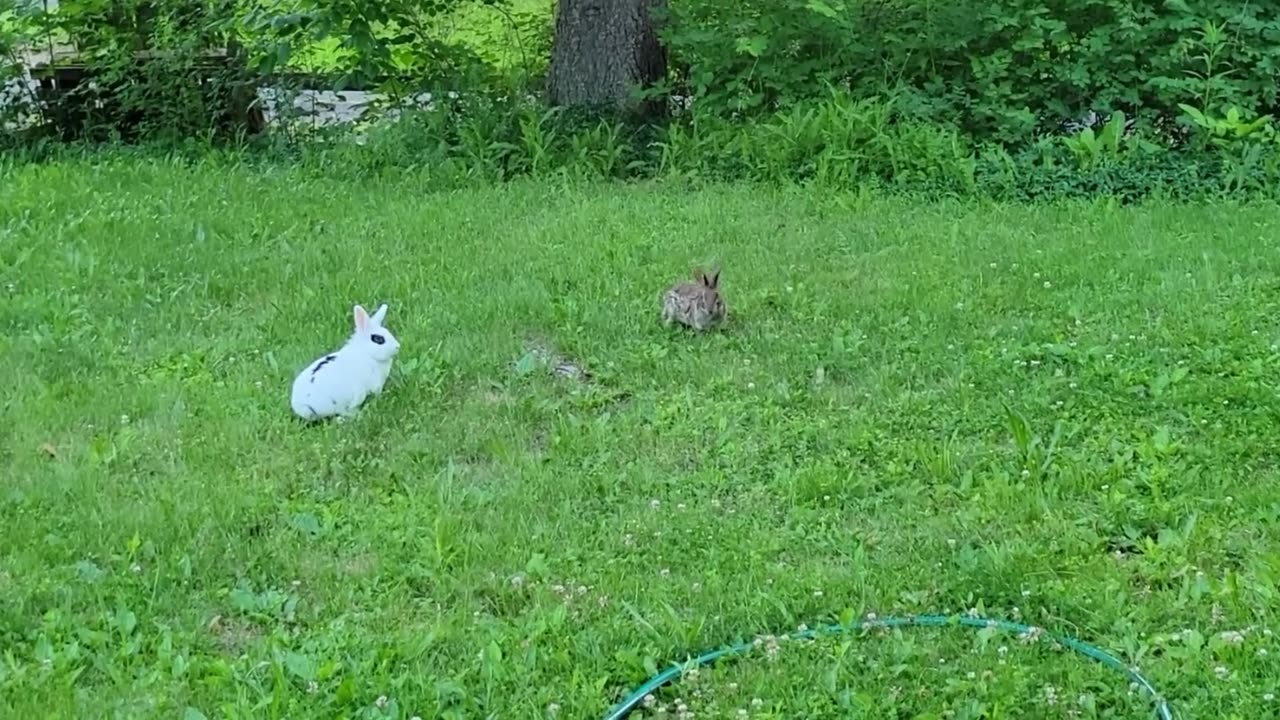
[2, 155, 1279, 719]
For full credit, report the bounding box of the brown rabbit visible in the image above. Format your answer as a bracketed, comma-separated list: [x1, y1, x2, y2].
[661, 267, 726, 331]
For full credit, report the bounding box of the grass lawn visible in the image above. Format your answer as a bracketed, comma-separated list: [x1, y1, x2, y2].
[2, 156, 1279, 719]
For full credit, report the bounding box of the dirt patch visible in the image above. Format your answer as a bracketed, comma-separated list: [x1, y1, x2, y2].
[207, 614, 262, 656]
[515, 335, 591, 383]
[340, 552, 379, 578]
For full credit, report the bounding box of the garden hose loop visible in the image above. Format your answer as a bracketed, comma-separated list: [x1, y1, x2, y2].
[603, 614, 1173, 720]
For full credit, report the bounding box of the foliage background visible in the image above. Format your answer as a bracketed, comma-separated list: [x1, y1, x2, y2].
[3, 0, 1280, 202]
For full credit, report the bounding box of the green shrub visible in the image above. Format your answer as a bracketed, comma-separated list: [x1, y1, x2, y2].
[243, 0, 502, 94]
[660, 0, 1280, 143]
[7, 0, 262, 142]
[1, 0, 45, 145]
[290, 93, 653, 184]
[7, 0, 1280, 206]
[8, 0, 528, 142]
[270, 88, 1280, 204]
[654, 92, 976, 194]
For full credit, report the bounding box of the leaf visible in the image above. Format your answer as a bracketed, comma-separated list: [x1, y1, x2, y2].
[33, 636, 53, 664]
[734, 35, 768, 58]
[514, 351, 539, 376]
[1236, 114, 1272, 137]
[229, 587, 257, 613]
[269, 12, 308, 31]
[643, 655, 659, 676]
[336, 675, 357, 703]
[1103, 110, 1125, 153]
[289, 512, 322, 537]
[524, 553, 549, 578]
[481, 639, 503, 670]
[1178, 103, 1209, 127]
[1151, 426, 1175, 455]
[117, 607, 137, 637]
[182, 708, 209, 720]
[75, 560, 104, 582]
[284, 651, 316, 681]
[805, 0, 842, 19]
[274, 41, 292, 68]
[1003, 404, 1033, 458]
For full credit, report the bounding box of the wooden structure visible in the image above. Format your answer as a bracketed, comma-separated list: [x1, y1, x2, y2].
[20, 43, 265, 140]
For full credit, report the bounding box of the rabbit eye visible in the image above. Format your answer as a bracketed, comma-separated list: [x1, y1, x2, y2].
[371, 334, 386, 345]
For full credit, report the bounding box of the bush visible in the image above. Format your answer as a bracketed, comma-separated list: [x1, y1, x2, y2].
[5, 0, 528, 142]
[660, 0, 1280, 143]
[291, 93, 654, 183]
[654, 92, 976, 194]
[6, 0, 1280, 207]
[1, 0, 44, 145]
[242, 0, 505, 94]
[276, 87, 1280, 205]
[4, 0, 262, 142]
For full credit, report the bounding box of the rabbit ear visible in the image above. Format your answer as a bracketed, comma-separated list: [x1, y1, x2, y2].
[353, 304, 370, 333]
[370, 303, 388, 326]
[706, 268, 720, 289]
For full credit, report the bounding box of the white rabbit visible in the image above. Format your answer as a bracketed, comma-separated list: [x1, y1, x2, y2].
[290, 303, 400, 421]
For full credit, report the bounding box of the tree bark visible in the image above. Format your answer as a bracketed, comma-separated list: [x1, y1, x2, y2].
[546, 0, 667, 118]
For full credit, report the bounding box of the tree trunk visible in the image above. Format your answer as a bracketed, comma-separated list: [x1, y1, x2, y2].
[546, 0, 667, 118]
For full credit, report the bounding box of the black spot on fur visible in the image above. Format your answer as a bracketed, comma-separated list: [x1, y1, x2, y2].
[310, 354, 337, 380]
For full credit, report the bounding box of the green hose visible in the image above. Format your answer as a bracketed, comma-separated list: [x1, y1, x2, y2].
[603, 613, 1174, 720]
